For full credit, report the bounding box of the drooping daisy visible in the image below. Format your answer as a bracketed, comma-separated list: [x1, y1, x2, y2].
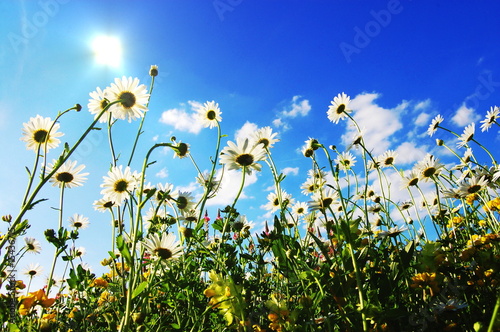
[22, 263, 43, 278]
[264, 189, 294, 213]
[458, 175, 488, 197]
[309, 188, 339, 212]
[47, 160, 89, 188]
[457, 123, 475, 148]
[304, 138, 321, 151]
[480, 106, 499, 132]
[196, 100, 222, 129]
[142, 232, 184, 261]
[106, 76, 150, 122]
[220, 138, 267, 174]
[93, 198, 115, 212]
[250, 126, 279, 149]
[415, 154, 445, 182]
[335, 151, 356, 171]
[327, 92, 352, 124]
[172, 191, 196, 212]
[68, 213, 90, 230]
[171, 141, 190, 159]
[100, 166, 139, 205]
[20, 115, 64, 152]
[346, 130, 365, 151]
[88, 87, 110, 123]
[302, 145, 315, 158]
[427, 114, 444, 137]
[24, 237, 42, 254]
[149, 65, 159, 77]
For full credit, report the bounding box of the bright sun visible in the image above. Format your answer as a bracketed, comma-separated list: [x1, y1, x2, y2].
[91, 35, 122, 67]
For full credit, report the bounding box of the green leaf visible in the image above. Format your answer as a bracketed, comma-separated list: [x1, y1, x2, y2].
[116, 234, 133, 265]
[8, 323, 20, 332]
[132, 281, 148, 299]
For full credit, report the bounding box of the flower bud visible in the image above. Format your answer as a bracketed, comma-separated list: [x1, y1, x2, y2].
[436, 139, 444, 146]
[149, 65, 159, 77]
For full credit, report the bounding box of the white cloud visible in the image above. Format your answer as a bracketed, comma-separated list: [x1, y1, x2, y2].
[235, 121, 258, 140]
[272, 96, 311, 131]
[281, 167, 299, 176]
[342, 93, 405, 155]
[205, 169, 258, 207]
[451, 103, 480, 127]
[156, 167, 169, 178]
[158, 101, 203, 134]
[414, 112, 431, 126]
[394, 142, 428, 165]
[414, 99, 431, 111]
[282, 95, 311, 118]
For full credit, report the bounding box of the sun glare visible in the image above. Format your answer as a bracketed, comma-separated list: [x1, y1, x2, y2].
[91, 35, 122, 67]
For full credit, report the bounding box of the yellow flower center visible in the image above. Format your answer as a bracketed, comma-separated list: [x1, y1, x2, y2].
[118, 91, 136, 108]
[207, 110, 216, 120]
[33, 129, 49, 143]
[155, 247, 172, 259]
[114, 180, 128, 193]
[56, 172, 74, 183]
[236, 153, 254, 167]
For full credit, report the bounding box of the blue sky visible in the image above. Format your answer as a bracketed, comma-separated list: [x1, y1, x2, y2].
[1, 0, 500, 291]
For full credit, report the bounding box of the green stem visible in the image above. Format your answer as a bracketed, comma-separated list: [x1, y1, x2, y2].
[128, 75, 156, 166]
[488, 294, 500, 332]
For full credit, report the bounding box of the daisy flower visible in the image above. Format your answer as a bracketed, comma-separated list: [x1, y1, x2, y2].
[22, 263, 43, 278]
[142, 232, 184, 261]
[196, 100, 222, 129]
[480, 106, 499, 132]
[250, 126, 279, 149]
[380, 150, 398, 167]
[179, 209, 199, 224]
[154, 182, 174, 205]
[220, 138, 267, 174]
[458, 175, 488, 197]
[327, 92, 352, 124]
[427, 114, 444, 137]
[68, 213, 90, 230]
[171, 141, 190, 159]
[87, 87, 110, 123]
[20, 115, 64, 152]
[24, 237, 42, 254]
[93, 198, 115, 212]
[300, 177, 324, 195]
[47, 160, 89, 188]
[264, 189, 294, 213]
[106, 76, 150, 122]
[457, 123, 475, 148]
[70, 246, 86, 259]
[309, 188, 339, 212]
[335, 151, 356, 171]
[100, 166, 139, 205]
[415, 154, 445, 182]
[346, 130, 365, 151]
[291, 201, 309, 218]
[196, 171, 220, 196]
[400, 169, 420, 189]
[232, 215, 254, 234]
[172, 191, 195, 212]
